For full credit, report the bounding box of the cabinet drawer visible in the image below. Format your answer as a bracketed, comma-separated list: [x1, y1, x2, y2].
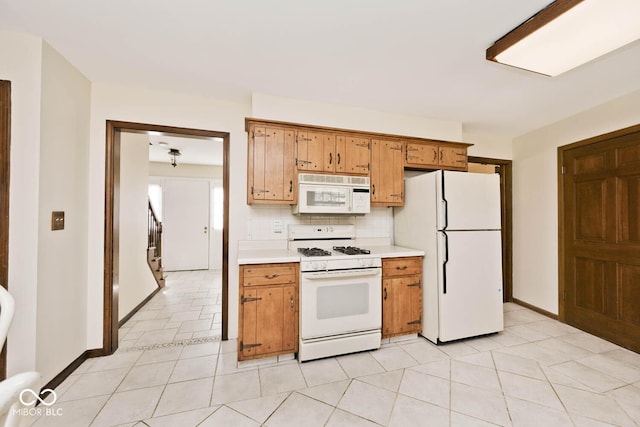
[382, 257, 422, 277]
[242, 264, 297, 286]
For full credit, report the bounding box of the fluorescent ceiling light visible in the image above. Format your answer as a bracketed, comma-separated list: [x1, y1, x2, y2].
[486, 0, 640, 76]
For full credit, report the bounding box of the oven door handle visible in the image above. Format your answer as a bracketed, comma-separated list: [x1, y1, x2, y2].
[303, 268, 381, 280]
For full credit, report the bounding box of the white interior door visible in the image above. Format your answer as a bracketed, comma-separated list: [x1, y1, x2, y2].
[437, 230, 503, 342]
[163, 179, 210, 271]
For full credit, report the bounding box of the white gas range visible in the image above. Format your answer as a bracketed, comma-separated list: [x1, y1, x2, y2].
[288, 224, 382, 362]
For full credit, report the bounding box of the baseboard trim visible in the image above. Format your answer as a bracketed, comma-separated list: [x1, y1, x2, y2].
[39, 348, 105, 402]
[119, 287, 162, 328]
[512, 298, 559, 320]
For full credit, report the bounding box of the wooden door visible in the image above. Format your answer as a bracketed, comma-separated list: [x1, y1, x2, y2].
[439, 146, 467, 169]
[0, 80, 10, 380]
[562, 130, 640, 352]
[382, 277, 421, 337]
[335, 135, 346, 173]
[371, 140, 404, 206]
[241, 285, 296, 358]
[322, 134, 336, 173]
[296, 131, 323, 171]
[405, 142, 438, 168]
[345, 136, 370, 175]
[249, 125, 295, 203]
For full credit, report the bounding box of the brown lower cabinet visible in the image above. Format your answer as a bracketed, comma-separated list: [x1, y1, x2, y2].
[382, 257, 423, 338]
[238, 263, 299, 361]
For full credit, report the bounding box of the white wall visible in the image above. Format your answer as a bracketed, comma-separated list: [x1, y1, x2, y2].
[36, 41, 91, 384]
[463, 129, 513, 160]
[87, 83, 250, 346]
[512, 88, 640, 314]
[119, 133, 158, 321]
[0, 30, 43, 377]
[149, 162, 223, 179]
[252, 92, 462, 141]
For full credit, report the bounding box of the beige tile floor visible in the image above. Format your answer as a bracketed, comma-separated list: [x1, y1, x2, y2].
[23, 271, 640, 426]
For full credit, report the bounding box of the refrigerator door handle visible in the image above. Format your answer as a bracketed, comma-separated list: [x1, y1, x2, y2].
[442, 231, 449, 294]
[441, 171, 448, 230]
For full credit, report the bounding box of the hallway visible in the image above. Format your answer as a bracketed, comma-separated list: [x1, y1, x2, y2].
[118, 270, 222, 349]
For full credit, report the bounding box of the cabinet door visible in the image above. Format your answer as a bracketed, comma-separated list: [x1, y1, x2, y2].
[348, 136, 371, 175]
[281, 285, 297, 352]
[371, 139, 404, 206]
[439, 146, 467, 169]
[335, 135, 347, 173]
[242, 286, 285, 358]
[382, 276, 422, 338]
[297, 131, 324, 171]
[322, 134, 336, 173]
[405, 142, 438, 168]
[248, 125, 295, 203]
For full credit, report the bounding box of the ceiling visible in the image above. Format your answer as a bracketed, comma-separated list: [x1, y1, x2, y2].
[2, 0, 640, 139]
[148, 134, 223, 166]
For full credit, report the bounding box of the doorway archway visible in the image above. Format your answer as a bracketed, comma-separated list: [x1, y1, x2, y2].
[104, 120, 229, 353]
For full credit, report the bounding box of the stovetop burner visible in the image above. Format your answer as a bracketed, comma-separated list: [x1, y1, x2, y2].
[298, 247, 332, 257]
[332, 246, 371, 255]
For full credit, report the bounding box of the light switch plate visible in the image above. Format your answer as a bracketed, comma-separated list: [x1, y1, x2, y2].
[51, 211, 65, 231]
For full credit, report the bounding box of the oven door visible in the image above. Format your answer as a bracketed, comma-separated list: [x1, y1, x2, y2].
[296, 184, 351, 214]
[300, 267, 382, 339]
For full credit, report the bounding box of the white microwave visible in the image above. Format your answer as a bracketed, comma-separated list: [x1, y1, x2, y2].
[293, 174, 370, 215]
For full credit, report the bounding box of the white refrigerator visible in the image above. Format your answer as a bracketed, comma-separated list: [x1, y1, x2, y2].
[394, 170, 504, 343]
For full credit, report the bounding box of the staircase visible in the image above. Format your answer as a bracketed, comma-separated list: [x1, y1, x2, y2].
[147, 200, 165, 287]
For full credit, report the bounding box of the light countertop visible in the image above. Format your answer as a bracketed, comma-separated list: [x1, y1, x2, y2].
[237, 245, 424, 265]
[237, 249, 301, 265]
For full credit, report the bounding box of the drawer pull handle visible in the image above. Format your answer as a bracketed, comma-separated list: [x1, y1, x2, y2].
[396, 266, 408, 270]
[407, 282, 421, 288]
[407, 319, 421, 325]
[241, 297, 262, 304]
[383, 287, 387, 300]
[265, 274, 279, 279]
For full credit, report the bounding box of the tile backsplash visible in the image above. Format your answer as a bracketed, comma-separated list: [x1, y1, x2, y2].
[246, 205, 394, 240]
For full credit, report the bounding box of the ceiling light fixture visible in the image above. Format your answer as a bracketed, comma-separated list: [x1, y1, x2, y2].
[486, 0, 640, 76]
[168, 148, 181, 167]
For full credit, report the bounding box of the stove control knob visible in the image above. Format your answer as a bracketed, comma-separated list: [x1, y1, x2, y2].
[309, 262, 317, 270]
[320, 261, 328, 270]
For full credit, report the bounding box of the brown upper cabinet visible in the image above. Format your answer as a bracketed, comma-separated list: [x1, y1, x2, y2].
[297, 132, 370, 175]
[296, 130, 326, 172]
[371, 139, 404, 206]
[245, 118, 472, 206]
[340, 136, 371, 175]
[247, 123, 296, 204]
[405, 141, 470, 171]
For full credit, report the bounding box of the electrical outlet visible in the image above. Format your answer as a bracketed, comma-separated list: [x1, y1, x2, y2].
[272, 220, 283, 234]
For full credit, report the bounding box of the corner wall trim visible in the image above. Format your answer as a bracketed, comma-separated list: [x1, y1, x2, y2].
[512, 298, 559, 320]
[119, 287, 162, 328]
[39, 348, 106, 400]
